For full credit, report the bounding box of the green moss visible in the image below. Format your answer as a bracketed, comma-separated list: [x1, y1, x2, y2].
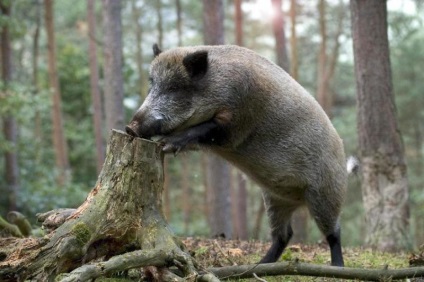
[71, 222, 91, 246]
[280, 249, 293, 261]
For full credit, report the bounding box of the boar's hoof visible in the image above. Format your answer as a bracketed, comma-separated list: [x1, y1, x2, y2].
[162, 142, 183, 156]
[125, 125, 139, 137]
[160, 136, 189, 156]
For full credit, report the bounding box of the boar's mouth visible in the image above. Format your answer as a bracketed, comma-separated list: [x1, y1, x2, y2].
[125, 109, 209, 139]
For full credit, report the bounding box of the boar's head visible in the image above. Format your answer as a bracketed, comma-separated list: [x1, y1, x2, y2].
[126, 44, 223, 140]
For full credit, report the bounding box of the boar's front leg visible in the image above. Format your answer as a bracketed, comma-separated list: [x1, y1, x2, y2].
[161, 120, 228, 154]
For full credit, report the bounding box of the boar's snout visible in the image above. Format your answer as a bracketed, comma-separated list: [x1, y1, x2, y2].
[125, 123, 139, 137]
[125, 117, 164, 139]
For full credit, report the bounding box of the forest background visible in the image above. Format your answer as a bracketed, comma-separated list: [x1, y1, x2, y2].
[0, 0, 423, 251]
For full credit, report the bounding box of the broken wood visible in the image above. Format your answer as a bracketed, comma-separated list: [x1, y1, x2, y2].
[0, 130, 201, 281]
[207, 261, 424, 281]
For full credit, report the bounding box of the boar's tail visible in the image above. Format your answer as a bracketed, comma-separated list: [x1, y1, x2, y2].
[346, 156, 360, 175]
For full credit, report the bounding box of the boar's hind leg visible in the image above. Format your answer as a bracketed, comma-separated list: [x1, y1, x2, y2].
[306, 191, 344, 267]
[162, 120, 227, 153]
[259, 197, 296, 263]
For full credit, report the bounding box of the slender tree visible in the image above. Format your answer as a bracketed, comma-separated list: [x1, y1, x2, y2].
[87, 0, 105, 174]
[1, 1, 19, 211]
[288, 0, 308, 243]
[44, 0, 70, 186]
[156, 0, 163, 48]
[202, 0, 233, 239]
[33, 0, 42, 143]
[176, 0, 182, 46]
[289, 0, 298, 81]
[102, 0, 124, 131]
[271, 0, 290, 72]
[316, 0, 344, 118]
[350, 0, 410, 251]
[181, 155, 191, 234]
[131, 0, 145, 99]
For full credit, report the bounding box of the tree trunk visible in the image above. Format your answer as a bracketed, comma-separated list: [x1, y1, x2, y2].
[289, 0, 298, 81]
[33, 0, 42, 144]
[316, 0, 344, 118]
[271, 0, 290, 72]
[176, 0, 182, 46]
[288, 0, 309, 243]
[102, 0, 124, 132]
[1, 1, 19, 212]
[156, 0, 163, 48]
[131, 0, 146, 99]
[205, 155, 232, 238]
[202, 0, 232, 239]
[234, 0, 243, 46]
[235, 172, 248, 240]
[253, 201, 265, 239]
[0, 131, 199, 281]
[87, 0, 105, 175]
[163, 157, 171, 220]
[350, 0, 410, 251]
[44, 0, 70, 186]
[316, 0, 331, 116]
[203, 0, 225, 45]
[181, 155, 191, 234]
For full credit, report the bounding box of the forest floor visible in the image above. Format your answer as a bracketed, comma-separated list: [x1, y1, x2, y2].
[182, 238, 418, 281]
[96, 237, 424, 281]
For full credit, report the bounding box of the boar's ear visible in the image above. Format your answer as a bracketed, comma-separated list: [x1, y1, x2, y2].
[183, 50, 208, 80]
[153, 44, 162, 57]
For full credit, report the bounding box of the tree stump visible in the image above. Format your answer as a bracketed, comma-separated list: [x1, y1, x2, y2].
[0, 130, 201, 281]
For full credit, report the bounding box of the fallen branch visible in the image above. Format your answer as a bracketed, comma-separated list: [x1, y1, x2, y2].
[207, 261, 424, 281]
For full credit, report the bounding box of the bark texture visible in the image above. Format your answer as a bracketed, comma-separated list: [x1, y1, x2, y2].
[202, 0, 233, 239]
[350, 0, 410, 251]
[0, 131, 196, 281]
[208, 261, 424, 281]
[102, 0, 124, 132]
[272, 0, 290, 72]
[87, 0, 105, 174]
[1, 1, 19, 211]
[44, 0, 70, 185]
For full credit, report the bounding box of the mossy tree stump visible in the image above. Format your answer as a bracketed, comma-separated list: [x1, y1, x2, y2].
[0, 130, 203, 281]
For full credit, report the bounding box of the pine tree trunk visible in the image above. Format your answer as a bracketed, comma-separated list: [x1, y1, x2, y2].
[289, 0, 298, 81]
[176, 0, 182, 46]
[316, 0, 344, 118]
[181, 155, 192, 234]
[87, 0, 105, 175]
[271, 0, 290, 72]
[131, 0, 145, 99]
[288, 0, 309, 243]
[316, 0, 331, 116]
[102, 0, 124, 132]
[1, 1, 19, 212]
[33, 0, 42, 143]
[0, 131, 198, 281]
[44, 0, 70, 186]
[156, 0, 163, 48]
[350, 0, 410, 251]
[202, 0, 233, 239]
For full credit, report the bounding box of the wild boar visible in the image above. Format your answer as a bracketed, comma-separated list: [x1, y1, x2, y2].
[126, 44, 348, 266]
